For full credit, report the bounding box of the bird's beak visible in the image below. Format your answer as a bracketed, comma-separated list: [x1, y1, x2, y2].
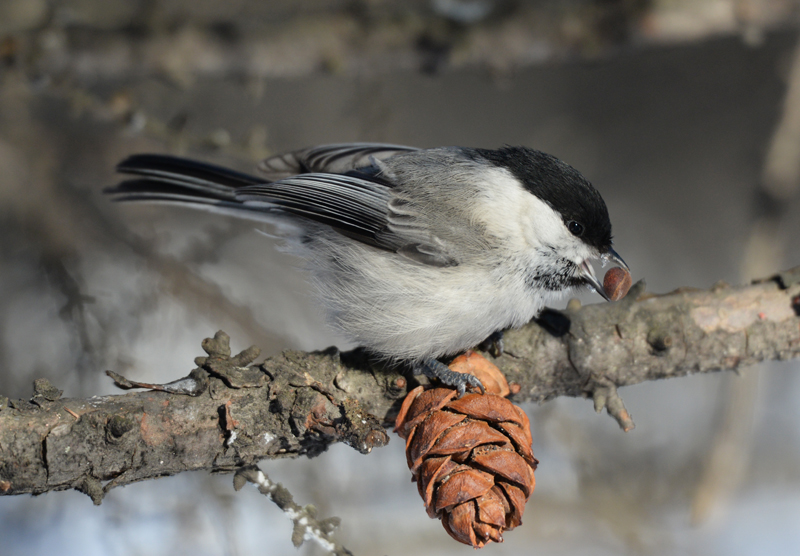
[579, 260, 610, 301]
[580, 247, 629, 302]
[602, 247, 629, 271]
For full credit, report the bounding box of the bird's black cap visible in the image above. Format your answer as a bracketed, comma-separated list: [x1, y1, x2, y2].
[471, 146, 613, 251]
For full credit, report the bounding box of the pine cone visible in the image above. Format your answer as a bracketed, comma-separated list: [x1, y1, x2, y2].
[395, 375, 538, 548]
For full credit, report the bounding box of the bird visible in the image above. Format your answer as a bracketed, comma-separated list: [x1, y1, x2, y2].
[109, 143, 627, 395]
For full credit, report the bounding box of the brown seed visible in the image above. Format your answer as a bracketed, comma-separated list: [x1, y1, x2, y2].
[603, 267, 632, 301]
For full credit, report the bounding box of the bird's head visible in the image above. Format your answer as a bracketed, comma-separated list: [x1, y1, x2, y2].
[474, 146, 628, 300]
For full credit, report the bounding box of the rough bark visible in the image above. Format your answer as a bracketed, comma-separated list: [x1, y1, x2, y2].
[2, 269, 800, 502]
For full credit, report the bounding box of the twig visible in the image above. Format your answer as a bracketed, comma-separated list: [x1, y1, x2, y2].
[234, 466, 353, 556]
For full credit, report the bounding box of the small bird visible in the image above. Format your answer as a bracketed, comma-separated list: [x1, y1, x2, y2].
[110, 143, 627, 394]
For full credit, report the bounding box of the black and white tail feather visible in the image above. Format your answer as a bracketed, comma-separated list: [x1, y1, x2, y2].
[112, 144, 416, 239]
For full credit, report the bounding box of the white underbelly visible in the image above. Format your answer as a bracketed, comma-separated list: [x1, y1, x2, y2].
[311, 249, 545, 360]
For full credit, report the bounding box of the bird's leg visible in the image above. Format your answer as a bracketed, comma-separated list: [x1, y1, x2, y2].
[413, 358, 485, 397]
[478, 330, 504, 358]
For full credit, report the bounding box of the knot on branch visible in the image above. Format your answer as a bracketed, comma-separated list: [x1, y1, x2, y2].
[584, 376, 635, 432]
[197, 330, 265, 388]
[277, 365, 390, 456]
[32, 378, 63, 406]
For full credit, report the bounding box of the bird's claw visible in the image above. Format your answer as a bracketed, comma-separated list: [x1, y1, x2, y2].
[458, 373, 485, 397]
[414, 358, 485, 397]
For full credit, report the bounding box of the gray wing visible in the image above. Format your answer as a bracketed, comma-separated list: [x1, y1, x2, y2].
[236, 173, 396, 250]
[112, 151, 459, 266]
[258, 143, 419, 180]
[236, 173, 458, 266]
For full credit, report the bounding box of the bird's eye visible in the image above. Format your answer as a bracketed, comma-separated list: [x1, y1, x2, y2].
[568, 221, 584, 237]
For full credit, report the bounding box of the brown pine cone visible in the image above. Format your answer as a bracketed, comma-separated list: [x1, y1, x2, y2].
[394, 380, 538, 548]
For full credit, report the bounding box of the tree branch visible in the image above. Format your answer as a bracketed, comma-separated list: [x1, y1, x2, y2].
[2, 269, 800, 501]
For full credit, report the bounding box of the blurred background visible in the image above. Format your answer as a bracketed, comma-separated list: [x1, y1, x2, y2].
[2, 1, 800, 554]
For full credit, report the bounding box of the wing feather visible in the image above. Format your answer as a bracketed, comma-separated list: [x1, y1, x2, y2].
[258, 143, 418, 180]
[111, 149, 460, 265]
[236, 173, 395, 248]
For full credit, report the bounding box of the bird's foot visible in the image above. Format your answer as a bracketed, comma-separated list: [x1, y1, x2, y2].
[478, 330, 504, 358]
[414, 358, 485, 397]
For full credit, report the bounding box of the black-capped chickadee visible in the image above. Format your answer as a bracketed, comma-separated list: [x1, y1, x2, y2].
[110, 144, 627, 394]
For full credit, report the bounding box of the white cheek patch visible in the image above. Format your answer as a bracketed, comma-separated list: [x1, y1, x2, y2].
[469, 167, 569, 250]
[467, 167, 597, 265]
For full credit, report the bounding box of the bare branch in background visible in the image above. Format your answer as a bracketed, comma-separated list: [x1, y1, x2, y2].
[0, 1, 795, 82]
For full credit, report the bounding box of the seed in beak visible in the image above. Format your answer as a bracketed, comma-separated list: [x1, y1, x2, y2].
[603, 267, 632, 301]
